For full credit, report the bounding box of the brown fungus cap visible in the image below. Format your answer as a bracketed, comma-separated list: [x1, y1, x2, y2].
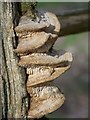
[14, 32, 50, 54]
[27, 65, 70, 87]
[18, 52, 73, 67]
[15, 15, 50, 33]
[15, 11, 60, 35]
[36, 33, 58, 53]
[27, 82, 65, 118]
[44, 11, 60, 34]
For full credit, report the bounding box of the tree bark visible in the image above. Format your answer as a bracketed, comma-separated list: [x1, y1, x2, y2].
[1, 2, 29, 119]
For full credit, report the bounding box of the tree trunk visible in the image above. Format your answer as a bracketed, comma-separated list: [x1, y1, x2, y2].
[1, 2, 29, 119]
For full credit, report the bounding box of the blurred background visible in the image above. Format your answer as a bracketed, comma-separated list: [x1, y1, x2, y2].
[37, 2, 88, 118]
[47, 32, 88, 118]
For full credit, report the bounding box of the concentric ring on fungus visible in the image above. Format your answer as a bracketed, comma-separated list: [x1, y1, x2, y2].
[27, 82, 65, 118]
[14, 32, 50, 54]
[14, 10, 73, 118]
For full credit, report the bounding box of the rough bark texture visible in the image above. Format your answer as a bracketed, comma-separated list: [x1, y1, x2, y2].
[1, 2, 29, 118]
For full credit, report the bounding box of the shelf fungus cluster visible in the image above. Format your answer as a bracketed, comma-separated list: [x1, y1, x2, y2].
[15, 11, 73, 118]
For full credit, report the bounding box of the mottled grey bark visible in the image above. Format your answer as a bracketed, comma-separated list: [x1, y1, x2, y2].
[1, 2, 29, 119]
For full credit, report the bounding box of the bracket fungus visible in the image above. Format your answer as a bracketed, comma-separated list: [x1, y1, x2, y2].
[14, 32, 50, 54]
[27, 82, 65, 118]
[15, 10, 73, 118]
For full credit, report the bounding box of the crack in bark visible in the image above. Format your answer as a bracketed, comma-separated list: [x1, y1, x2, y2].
[1, 2, 29, 119]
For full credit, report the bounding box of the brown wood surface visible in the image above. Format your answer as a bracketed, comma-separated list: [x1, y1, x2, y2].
[57, 9, 89, 36]
[1, 2, 29, 118]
